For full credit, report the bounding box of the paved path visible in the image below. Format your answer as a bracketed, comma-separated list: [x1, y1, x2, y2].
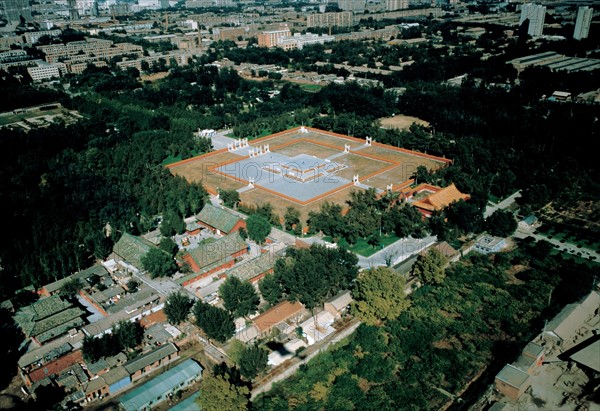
[484, 190, 522, 218]
[513, 229, 599, 261]
[208, 129, 235, 150]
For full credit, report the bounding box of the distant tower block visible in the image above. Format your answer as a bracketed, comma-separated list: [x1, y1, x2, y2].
[236, 139, 242, 149]
[366, 136, 373, 146]
[387, 184, 393, 192]
[300, 126, 308, 133]
[344, 144, 350, 153]
[353, 174, 359, 185]
[227, 142, 234, 152]
[249, 148, 255, 158]
[242, 138, 249, 147]
[265, 144, 270, 153]
[248, 178, 255, 188]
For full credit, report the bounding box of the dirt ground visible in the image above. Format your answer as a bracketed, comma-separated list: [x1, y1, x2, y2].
[169, 128, 449, 222]
[379, 114, 430, 130]
[140, 71, 170, 82]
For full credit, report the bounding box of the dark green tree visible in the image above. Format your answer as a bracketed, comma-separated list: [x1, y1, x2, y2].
[126, 278, 139, 292]
[159, 237, 179, 256]
[164, 292, 194, 325]
[219, 189, 241, 208]
[219, 276, 260, 318]
[247, 214, 271, 244]
[141, 248, 178, 278]
[193, 301, 235, 343]
[283, 207, 300, 231]
[258, 274, 282, 305]
[239, 344, 268, 380]
[160, 210, 186, 237]
[60, 278, 82, 298]
[114, 320, 143, 350]
[485, 210, 517, 237]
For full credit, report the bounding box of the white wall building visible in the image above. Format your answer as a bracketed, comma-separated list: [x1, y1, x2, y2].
[574, 6, 593, 40]
[27, 61, 62, 82]
[277, 32, 335, 50]
[520, 3, 546, 37]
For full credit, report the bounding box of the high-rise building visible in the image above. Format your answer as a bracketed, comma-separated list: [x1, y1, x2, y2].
[573, 6, 593, 40]
[520, 3, 546, 37]
[338, 0, 366, 14]
[0, 0, 32, 23]
[386, 0, 408, 12]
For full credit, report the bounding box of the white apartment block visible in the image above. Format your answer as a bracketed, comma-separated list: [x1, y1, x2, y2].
[306, 11, 354, 28]
[338, 0, 366, 13]
[520, 3, 546, 37]
[27, 61, 62, 81]
[574, 6, 593, 40]
[386, 0, 409, 11]
[24, 29, 62, 44]
[276, 33, 335, 50]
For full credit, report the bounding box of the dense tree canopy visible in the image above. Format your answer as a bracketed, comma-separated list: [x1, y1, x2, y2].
[246, 213, 271, 244]
[486, 210, 518, 237]
[271, 245, 359, 309]
[193, 301, 235, 343]
[141, 248, 178, 278]
[351, 267, 411, 325]
[164, 292, 194, 325]
[411, 249, 448, 285]
[197, 371, 250, 411]
[219, 276, 260, 318]
[238, 344, 269, 380]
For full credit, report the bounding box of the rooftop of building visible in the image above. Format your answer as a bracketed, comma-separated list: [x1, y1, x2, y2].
[253, 301, 304, 334]
[113, 232, 156, 270]
[123, 343, 178, 375]
[196, 203, 242, 233]
[187, 231, 247, 270]
[225, 252, 275, 282]
[119, 359, 202, 411]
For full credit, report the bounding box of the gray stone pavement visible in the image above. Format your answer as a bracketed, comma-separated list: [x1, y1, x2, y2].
[208, 129, 235, 150]
[484, 190, 522, 218]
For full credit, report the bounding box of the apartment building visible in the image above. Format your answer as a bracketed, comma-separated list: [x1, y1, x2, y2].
[277, 32, 335, 50]
[520, 3, 546, 37]
[574, 6, 593, 40]
[306, 11, 354, 29]
[257, 28, 291, 48]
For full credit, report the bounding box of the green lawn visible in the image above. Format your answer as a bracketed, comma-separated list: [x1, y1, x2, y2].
[299, 84, 323, 92]
[161, 154, 182, 166]
[349, 235, 401, 257]
[321, 235, 401, 257]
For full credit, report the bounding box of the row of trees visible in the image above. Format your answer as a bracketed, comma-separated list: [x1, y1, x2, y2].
[81, 320, 144, 362]
[259, 244, 359, 310]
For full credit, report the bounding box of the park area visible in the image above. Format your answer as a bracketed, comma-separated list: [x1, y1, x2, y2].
[168, 127, 450, 221]
[0, 103, 83, 131]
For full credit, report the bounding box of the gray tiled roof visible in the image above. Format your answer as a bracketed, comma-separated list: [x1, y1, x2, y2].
[188, 232, 246, 270]
[197, 204, 241, 233]
[226, 252, 275, 282]
[113, 233, 156, 270]
[123, 343, 178, 374]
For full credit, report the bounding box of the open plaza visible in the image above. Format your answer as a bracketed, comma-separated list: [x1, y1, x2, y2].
[168, 127, 450, 219]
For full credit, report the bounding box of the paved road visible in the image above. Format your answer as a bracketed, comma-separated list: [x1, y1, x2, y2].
[358, 235, 437, 268]
[209, 129, 235, 150]
[513, 229, 599, 261]
[484, 190, 522, 218]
